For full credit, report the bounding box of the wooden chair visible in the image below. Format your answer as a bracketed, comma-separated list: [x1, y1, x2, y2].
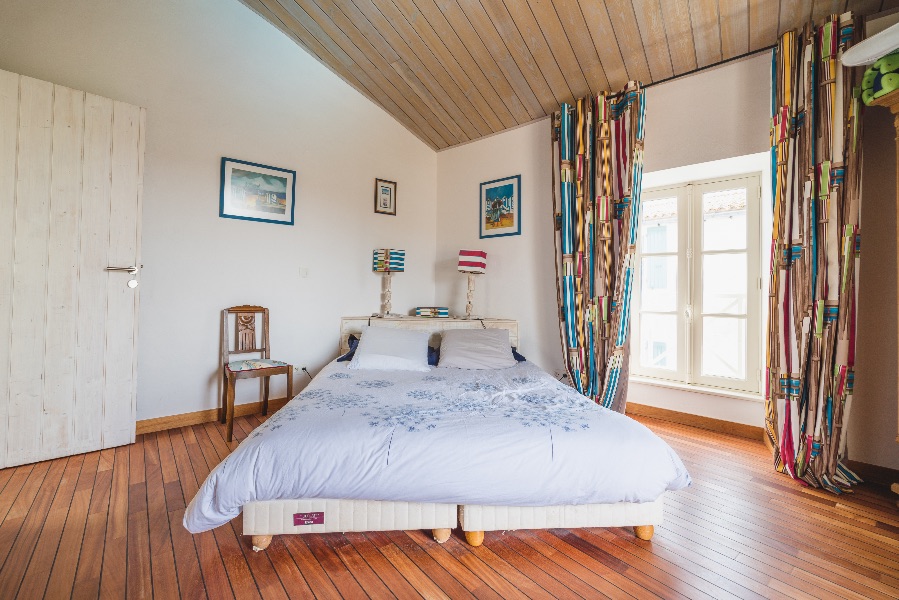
[221, 305, 293, 442]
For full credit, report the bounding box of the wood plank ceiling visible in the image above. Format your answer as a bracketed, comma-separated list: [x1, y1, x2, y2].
[241, 0, 896, 150]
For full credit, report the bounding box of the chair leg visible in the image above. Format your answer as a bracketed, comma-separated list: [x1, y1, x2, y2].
[262, 376, 270, 416]
[220, 371, 228, 424]
[226, 374, 236, 443]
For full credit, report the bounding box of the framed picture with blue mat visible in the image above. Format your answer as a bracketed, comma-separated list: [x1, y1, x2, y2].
[480, 174, 520, 238]
[220, 157, 296, 225]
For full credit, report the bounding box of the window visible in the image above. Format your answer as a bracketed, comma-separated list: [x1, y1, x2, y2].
[633, 174, 761, 394]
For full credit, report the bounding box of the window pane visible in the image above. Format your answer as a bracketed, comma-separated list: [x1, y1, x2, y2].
[702, 253, 747, 314]
[640, 313, 677, 371]
[702, 188, 747, 251]
[641, 197, 678, 253]
[701, 316, 746, 379]
[640, 256, 677, 311]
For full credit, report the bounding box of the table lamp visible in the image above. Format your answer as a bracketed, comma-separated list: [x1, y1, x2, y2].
[458, 250, 487, 319]
[372, 249, 405, 317]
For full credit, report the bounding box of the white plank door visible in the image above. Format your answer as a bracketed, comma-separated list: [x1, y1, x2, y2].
[0, 69, 146, 468]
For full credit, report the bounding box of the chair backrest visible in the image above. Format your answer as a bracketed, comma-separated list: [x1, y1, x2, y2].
[221, 305, 270, 366]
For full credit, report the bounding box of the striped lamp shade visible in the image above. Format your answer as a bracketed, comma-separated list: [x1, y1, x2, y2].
[458, 250, 487, 274]
[372, 249, 405, 272]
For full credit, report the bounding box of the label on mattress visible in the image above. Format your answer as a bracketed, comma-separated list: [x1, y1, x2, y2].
[293, 511, 324, 526]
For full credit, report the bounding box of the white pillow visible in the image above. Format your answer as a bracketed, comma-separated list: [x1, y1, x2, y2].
[437, 328, 517, 370]
[347, 326, 431, 372]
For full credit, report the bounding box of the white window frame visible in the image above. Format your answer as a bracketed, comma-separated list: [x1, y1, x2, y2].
[633, 173, 762, 394]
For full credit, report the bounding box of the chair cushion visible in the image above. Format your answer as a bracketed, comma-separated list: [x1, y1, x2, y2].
[227, 359, 288, 372]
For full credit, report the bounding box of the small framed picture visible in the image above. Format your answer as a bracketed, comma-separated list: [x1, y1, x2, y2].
[480, 174, 521, 238]
[220, 157, 296, 225]
[374, 178, 397, 216]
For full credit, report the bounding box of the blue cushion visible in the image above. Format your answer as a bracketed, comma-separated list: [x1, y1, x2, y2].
[337, 335, 360, 362]
[512, 347, 526, 362]
[227, 358, 287, 372]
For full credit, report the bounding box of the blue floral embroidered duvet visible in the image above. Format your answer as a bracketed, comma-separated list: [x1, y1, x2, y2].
[184, 361, 690, 533]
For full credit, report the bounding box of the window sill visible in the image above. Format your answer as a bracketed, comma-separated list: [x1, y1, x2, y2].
[629, 375, 764, 403]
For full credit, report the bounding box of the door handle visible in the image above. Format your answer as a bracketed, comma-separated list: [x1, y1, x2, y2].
[106, 265, 141, 288]
[105, 266, 140, 274]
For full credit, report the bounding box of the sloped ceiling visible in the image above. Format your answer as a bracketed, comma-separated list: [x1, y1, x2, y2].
[242, 0, 892, 150]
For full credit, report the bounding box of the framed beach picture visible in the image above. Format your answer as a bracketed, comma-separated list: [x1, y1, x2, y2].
[480, 174, 521, 238]
[374, 178, 397, 215]
[220, 157, 296, 225]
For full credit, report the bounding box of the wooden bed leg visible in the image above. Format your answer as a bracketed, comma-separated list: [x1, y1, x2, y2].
[251, 535, 272, 552]
[432, 528, 451, 543]
[464, 530, 484, 547]
[633, 525, 654, 540]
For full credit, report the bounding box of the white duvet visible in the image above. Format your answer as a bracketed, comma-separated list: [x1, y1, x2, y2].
[184, 361, 691, 533]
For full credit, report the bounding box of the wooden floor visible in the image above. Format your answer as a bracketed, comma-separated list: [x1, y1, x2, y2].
[0, 414, 897, 600]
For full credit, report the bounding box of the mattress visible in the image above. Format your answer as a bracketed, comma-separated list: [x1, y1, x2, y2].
[184, 360, 690, 533]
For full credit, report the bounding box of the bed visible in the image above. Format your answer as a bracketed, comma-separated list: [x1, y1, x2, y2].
[183, 317, 690, 550]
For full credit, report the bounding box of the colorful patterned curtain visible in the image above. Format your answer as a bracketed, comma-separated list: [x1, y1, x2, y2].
[552, 82, 645, 412]
[766, 13, 863, 493]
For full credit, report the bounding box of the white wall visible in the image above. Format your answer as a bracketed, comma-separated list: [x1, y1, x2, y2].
[436, 121, 561, 372]
[0, 0, 438, 420]
[435, 54, 772, 426]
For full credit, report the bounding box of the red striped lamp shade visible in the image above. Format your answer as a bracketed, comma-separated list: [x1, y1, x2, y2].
[458, 250, 487, 274]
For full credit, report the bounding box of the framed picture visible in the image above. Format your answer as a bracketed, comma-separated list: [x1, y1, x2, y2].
[374, 178, 397, 215]
[220, 157, 296, 225]
[480, 174, 521, 238]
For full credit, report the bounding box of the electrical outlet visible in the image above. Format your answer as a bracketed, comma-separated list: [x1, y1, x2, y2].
[299, 267, 309, 278]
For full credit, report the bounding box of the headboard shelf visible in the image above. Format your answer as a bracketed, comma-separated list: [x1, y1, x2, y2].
[339, 316, 519, 355]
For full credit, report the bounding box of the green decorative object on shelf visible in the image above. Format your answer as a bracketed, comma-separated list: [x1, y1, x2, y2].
[862, 51, 899, 105]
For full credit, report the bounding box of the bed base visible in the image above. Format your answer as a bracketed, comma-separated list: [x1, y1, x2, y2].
[241, 498, 457, 550]
[458, 496, 664, 546]
[242, 497, 663, 550]
[251, 529, 450, 551]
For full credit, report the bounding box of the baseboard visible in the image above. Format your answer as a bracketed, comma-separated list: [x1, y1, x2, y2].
[627, 404, 898, 483]
[845, 459, 899, 487]
[627, 402, 765, 441]
[136, 397, 290, 435]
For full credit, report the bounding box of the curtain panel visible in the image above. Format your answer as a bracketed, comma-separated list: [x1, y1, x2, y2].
[552, 82, 645, 412]
[766, 13, 863, 493]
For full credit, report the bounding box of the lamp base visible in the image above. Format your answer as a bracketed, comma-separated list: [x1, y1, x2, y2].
[380, 271, 393, 317]
[465, 273, 478, 320]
